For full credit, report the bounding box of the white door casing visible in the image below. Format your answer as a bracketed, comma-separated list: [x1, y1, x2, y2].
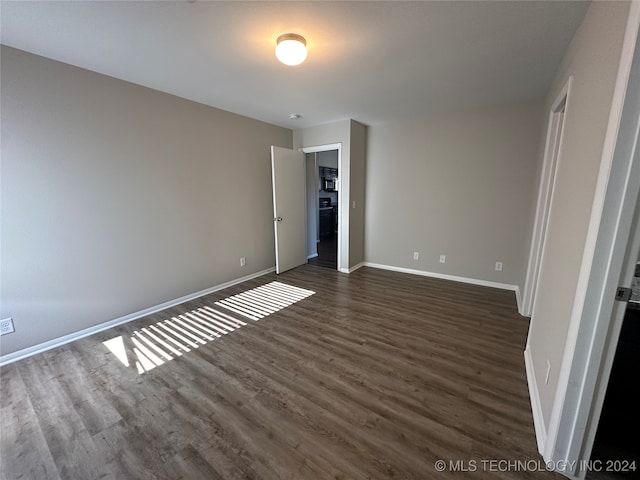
[522, 78, 572, 317]
[301, 143, 345, 272]
[540, 6, 640, 477]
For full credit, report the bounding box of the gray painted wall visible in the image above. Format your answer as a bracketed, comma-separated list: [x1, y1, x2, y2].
[526, 1, 631, 428]
[349, 121, 367, 268]
[364, 101, 543, 288]
[0, 46, 292, 356]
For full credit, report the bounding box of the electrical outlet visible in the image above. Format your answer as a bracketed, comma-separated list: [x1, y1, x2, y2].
[240, 257, 246, 267]
[439, 255, 446, 264]
[0, 318, 15, 335]
[495, 262, 503, 272]
[413, 252, 419, 260]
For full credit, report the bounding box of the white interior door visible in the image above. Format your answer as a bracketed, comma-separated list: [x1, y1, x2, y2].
[271, 146, 307, 274]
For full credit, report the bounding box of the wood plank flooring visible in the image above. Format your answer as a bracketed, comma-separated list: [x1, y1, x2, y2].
[0, 265, 563, 479]
[308, 234, 338, 269]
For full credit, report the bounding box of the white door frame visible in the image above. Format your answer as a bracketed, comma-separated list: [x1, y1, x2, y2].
[522, 77, 572, 317]
[541, 5, 640, 477]
[301, 143, 347, 272]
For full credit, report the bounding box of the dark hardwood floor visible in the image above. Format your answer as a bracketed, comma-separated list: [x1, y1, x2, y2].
[0, 265, 562, 479]
[307, 234, 337, 269]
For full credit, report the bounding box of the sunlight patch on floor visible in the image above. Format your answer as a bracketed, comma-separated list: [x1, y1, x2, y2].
[215, 281, 315, 321]
[103, 281, 315, 373]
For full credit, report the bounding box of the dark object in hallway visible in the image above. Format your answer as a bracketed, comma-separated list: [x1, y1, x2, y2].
[308, 233, 337, 269]
[588, 305, 640, 479]
[319, 207, 334, 237]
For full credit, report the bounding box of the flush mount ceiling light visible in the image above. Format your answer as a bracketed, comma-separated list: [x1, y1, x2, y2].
[275, 33, 307, 66]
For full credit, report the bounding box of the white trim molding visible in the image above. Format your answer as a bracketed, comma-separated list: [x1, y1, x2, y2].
[363, 262, 519, 292]
[522, 76, 573, 317]
[515, 286, 524, 316]
[524, 345, 547, 455]
[301, 142, 347, 273]
[343, 262, 365, 274]
[0, 267, 276, 367]
[300, 143, 342, 154]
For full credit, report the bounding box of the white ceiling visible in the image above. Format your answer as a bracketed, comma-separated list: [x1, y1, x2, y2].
[0, 1, 589, 129]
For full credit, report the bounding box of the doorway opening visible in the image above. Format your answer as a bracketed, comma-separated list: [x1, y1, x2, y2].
[301, 143, 345, 272]
[307, 150, 339, 269]
[270, 142, 346, 274]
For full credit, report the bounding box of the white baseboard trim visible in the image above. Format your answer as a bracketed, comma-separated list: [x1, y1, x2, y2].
[515, 286, 525, 316]
[347, 262, 365, 273]
[338, 262, 365, 274]
[0, 267, 276, 367]
[363, 262, 518, 292]
[524, 345, 547, 455]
